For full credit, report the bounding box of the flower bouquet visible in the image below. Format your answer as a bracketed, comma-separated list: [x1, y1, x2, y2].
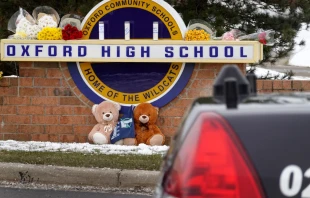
[221, 29, 245, 41]
[215, 28, 275, 46]
[237, 30, 275, 46]
[62, 24, 83, 40]
[59, 14, 83, 40]
[185, 19, 215, 41]
[7, 7, 36, 39]
[7, 6, 60, 40]
[0, 71, 3, 80]
[33, 6, 61, 40]
[32, 6, 59, 28]
[37, 27, 62, 40]
[7, 6, 85, 41]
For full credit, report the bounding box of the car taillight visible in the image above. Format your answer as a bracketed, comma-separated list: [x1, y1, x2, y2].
[163, 112, 265, 198]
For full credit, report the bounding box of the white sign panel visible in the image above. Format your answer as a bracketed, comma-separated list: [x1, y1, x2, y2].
[0, 40, 263, 63]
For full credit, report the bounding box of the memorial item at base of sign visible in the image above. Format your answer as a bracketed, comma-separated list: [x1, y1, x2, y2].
[134, 103, 165, 146]
[0, 71, 3, 80]
[110, 106, 137, 146]
[88, 101, 121, 145]
[62, 24, 83, 40]
[238, 30, 275, 46]
[185, 19, 214, 41]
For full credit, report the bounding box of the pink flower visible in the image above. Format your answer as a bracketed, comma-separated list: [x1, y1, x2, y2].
[222, 32, 235, 40]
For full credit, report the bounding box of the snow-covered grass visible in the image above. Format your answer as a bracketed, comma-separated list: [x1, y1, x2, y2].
[0, 140, 169, 156]
[289, 23, 310, 67]
[247, 66, 310, 80]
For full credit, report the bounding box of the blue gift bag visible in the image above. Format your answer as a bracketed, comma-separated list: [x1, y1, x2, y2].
[110, 106, 136, 144]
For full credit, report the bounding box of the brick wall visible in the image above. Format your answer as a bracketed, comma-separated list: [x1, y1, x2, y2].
[257, 80, 310, 93]
[0, 62, 96, 143]
[0, 62, 253, 144]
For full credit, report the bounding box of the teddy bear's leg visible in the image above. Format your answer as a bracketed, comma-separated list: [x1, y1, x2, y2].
[92, 132, 109, 144]
[147, 134, 165, 146]
[114, 139, 124, 145]
[123, 138, 137, 146]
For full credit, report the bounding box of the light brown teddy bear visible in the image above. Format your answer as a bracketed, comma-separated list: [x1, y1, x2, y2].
[88, 101, 121, 145]
[134, 103, 165, 146]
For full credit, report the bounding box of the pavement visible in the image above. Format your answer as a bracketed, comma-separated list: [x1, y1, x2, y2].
[0, 187, 151, 198]
[0, 162, 160, 194]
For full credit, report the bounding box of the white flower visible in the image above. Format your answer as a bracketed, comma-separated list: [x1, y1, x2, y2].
[26, 25, 41, 40]
[16, 18, 32, 33]
[38, 15, 57, 29]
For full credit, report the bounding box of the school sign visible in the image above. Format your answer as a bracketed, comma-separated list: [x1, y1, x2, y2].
[0, 0, 263, 111]
[1, 40, 261, 63]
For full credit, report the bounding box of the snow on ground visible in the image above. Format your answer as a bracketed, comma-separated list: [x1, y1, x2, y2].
[0, 140, 169, 155]
[247, 66, 310, 80]
[3, 75, 18, 78]
[289, 23, 310, 67]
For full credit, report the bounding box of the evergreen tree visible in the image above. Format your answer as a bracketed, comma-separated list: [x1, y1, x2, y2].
[168, 0, 310, 64]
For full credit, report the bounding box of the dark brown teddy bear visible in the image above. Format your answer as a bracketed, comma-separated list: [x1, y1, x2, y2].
[134, 103, 165, 146]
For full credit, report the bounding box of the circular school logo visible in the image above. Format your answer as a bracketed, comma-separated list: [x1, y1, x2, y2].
[68, 0, 194, 110]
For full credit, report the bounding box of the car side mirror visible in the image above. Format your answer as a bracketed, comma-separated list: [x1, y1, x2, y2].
[213, 64, 257, 109]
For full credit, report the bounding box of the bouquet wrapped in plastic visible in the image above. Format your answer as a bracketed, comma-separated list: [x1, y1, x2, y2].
[32, 6, 59, 28]
[33, 6, 62, 40]
[62, 24, 83, 40]
[219, 29, 275, 46]
[59, 14, 83, 40]
[7, 6, 61, 40]
[185, 19, 215, 41]
[7, 6, 85, 41]
[237, 30, 275, 46]
[7, 7, 36, 39]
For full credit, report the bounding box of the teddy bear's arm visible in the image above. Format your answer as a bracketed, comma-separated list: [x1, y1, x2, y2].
[150, 125, 163, 135]
[146, 125, 165, 146]
[88, 124, 103, 142]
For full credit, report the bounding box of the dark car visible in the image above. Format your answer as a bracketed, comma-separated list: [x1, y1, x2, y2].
[155, 65, 310, 198]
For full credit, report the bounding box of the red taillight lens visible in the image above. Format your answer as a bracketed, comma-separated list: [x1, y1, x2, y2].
[163, 112, 265, 198]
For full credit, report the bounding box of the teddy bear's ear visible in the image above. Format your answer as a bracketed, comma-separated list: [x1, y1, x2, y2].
[92, 104, 98, 115]
[112, 102, 121, 111]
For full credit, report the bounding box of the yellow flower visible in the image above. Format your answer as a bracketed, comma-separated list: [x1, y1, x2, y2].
[37, 27, 62, 40]
[184, 28, 211, 41]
